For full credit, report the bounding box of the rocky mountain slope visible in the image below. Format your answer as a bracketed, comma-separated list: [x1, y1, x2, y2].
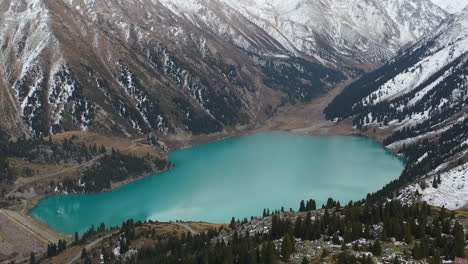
[0, 0, 448, 139]
[429, 0, 467, 13]
[222, 0, 447, 67]
[325, 7, 468, 209]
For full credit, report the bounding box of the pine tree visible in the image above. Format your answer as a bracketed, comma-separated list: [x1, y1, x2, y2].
[431, 249, 441, 264]
[299, 200, 306, 212]
[442, 219, 451, 234]
[452, 221, 465, 258]
[281, 233, 295, 261]
[294, 216, 303, 237]
[29, 252, 35, 264]
[332, 233, 341, 245]
[412, 243, 423, 260]
[229, 217, 236, 229]
[305, 199, 316, 211]
[371, 240, 382, 256]
[248, 247, 258, 264]
[262, 240, 275, 264]
[81, 248, 87, 259]
[344, 223, 352, 243]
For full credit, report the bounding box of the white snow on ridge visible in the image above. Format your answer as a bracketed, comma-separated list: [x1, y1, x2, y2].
[362, 36, 468, 105]
[429, 0, 467, 13]
[157, 0, 448, 65]
[361, 6, 468, 114]
[1, 0, 53, 78]
[387, 125, 452, 149]
[227, 0, 446, 58]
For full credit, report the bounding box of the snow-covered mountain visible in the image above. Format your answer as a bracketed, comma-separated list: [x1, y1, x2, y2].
[164, 0, 448, 67]
[429, 0, 467, 13]
[0, 0, 344, 137]
[325, 7, 468, 208]
[0, 0, 449, 138]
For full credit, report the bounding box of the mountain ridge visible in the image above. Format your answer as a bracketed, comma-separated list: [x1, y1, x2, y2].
[325, 7, 468, 209]
[0, 0, 449, 139]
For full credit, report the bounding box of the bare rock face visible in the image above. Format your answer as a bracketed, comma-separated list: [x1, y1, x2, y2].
[0, 0, 447, 137]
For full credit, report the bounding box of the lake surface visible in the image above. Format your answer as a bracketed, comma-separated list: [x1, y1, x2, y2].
[31, 132, 405, 234]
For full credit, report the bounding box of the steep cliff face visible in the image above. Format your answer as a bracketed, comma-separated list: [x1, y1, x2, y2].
[0, 0, 447, 138]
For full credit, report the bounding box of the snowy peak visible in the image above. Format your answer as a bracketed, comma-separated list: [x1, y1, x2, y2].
[218, 0, 448, 66]
[429, 0, 467, 13]
[326, 6, 468, 125]
[153, 0, 448, 67]
[0, 0, 456, 138]
[360, 5, 468, 106]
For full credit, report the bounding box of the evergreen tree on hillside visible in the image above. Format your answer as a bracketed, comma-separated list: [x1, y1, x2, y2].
[294, 216, 303, 237]
[299, 200, 306, 212]
[81, 248, 87, 259]
[29, 252, 35, 264]
[370, 240, 382, 256]
[306, 199, 317, 211]
[281, 233, 295, 261]
[452, 221, 465, 258]
[262, 240, 276, 264]
[229, 217, 236, 229]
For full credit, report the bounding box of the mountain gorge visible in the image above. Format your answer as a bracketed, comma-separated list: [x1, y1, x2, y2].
[0, 0, 449, 139]
[325, 6, 468, 209]
[1, 1, 468, 263]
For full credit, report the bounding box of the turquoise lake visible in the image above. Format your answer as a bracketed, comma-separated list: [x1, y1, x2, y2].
[30, 132, 405, 234]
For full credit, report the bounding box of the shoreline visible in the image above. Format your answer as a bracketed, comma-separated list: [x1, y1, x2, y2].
[21, 82, 399, 237]
[25, 166, 173, 225]
[26, 121, 401, 235]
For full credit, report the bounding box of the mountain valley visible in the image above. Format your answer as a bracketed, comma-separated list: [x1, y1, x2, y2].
[0, 0, 467, 263]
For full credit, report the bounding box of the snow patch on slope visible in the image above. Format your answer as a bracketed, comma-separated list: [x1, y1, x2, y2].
[1, 0, 53, 78]
[159, 0, 447, 65]
[399, 163, 468, 210]
[362, 35, 468, 105]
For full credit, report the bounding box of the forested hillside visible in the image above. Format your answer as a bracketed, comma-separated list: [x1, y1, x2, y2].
[45, 199, 467, 264]
[0, 132, 170, 200]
